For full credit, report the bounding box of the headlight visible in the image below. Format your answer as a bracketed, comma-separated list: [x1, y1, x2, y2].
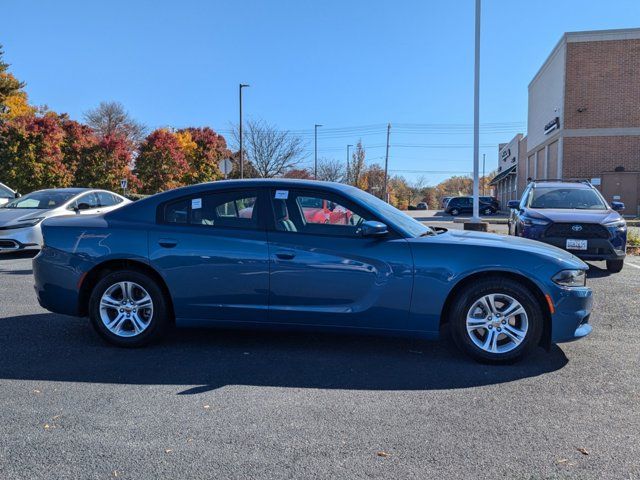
[16, 217, 44, 228]
[522, 215, 550, 226]
[553, 269, 587, 287]
[604, 218, 626, 229]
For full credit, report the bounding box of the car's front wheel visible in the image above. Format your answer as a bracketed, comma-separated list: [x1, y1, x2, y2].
[88, 270, 170, 347]
[482, 207, 494, 215]
[449, 277, 543, 364]
[449, 208, 459, 216]
[606, 259, 624, 273]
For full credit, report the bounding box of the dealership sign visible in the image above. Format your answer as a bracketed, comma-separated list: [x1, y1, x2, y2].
[544, 117, 560, 135]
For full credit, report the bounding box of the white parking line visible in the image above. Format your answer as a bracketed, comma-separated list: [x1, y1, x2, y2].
[625, 262, 640, 269]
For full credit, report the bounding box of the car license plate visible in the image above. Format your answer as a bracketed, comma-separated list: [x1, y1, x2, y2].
[566, 239, 587, 251]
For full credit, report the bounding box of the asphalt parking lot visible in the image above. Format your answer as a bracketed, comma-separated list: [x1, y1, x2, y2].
[1, 250, 639, 479]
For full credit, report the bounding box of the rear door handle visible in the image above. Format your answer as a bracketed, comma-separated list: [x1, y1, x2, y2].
[275, 250, 296, 260]
[158, 238, 178, 248]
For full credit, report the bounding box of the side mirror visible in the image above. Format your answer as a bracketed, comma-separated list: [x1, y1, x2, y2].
[360, 220, 388, 237]
[15, 192, 21, 198]
[611, 201, 625, 211]
[507, 200, 520, 210]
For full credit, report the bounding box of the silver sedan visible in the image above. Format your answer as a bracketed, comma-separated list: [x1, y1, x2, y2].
[0, 188, 130, 251]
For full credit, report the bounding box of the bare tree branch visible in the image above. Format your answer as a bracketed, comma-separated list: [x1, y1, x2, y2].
[317, 158, 345, 182]
[84, 101, 147, 146]
[231, 119, 306, 178]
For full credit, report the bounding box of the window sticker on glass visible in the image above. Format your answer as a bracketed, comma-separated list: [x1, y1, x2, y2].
[192, 198, 202, 209]
[274, 190, 289, 200]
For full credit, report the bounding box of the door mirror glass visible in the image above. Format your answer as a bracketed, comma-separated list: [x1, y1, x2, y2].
[611, 201, 625, 211]
[507, 200, 520, 210]
[360, 220, 388, 237]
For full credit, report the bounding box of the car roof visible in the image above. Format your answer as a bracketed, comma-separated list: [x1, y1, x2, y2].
[31, 187, 92, 194]
[531, 181, 592, 189]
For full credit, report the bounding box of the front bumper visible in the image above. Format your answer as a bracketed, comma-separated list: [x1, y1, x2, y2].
[550, 285, 593, 343]
[0, 225, 42, 251]
[541, 236, 625, 261]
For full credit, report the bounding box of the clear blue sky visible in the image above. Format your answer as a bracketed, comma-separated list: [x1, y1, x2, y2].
[3, 0, 639, 184]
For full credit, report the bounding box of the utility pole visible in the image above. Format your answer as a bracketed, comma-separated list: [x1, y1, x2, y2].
[346, 144, 353, 184]
[239, 84, 250, 178]
[482, 153, 486, 195]
[383, 123, 391, 201]
[314, 124, 322, 179]
[466, 0, 486, 231]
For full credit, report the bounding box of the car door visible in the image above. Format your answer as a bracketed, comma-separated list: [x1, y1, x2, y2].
[148, 188, 270, 323]
[266, 188, 414, 331]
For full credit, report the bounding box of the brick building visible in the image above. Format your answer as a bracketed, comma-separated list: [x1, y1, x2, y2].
[493, 28, 640, 215]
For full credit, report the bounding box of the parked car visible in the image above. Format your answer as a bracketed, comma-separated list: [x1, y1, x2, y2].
[0, 182, 18, 206]
[480, 196, 500, 212]
[507, 180, 627, 273]
[416, 202, 428, 210]
[33, 180, 593, 364]
[445, 196, 496, 216]
[0, 188, 129, 251]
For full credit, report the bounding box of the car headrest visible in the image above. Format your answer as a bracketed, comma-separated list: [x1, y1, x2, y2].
[273, 200, 288, 220]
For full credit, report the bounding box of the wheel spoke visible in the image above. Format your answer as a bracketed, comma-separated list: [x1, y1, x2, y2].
[130, 313, 146, 334]
[119, 282, 134, 301]
[106, 313, 127, 333]
[134, 295, 152, 309]
[502, 324, 526, 345]
[100, 295, 121, 309]
[501, 301, 525, 318]
[482, 328, 498, 353]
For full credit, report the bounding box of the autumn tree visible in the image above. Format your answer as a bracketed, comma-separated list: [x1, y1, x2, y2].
[232, 120, 305, 178]
[0, 45, 35, 120]
[75, 135, 140, 193]
[283, 168, 313, 179]
[177, 127, 230, 184]
[83, 101, 146, 148]
[360, 163, 386, 198]
[135, 129, 189, 194]
[0, 114, 73, 192]
[347, 141, 367, 189]
[317, 158, 345, 182]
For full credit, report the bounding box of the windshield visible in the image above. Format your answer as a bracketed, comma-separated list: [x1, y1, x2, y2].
[349, 187, 432, 237]
[3, 190, 77, 209]
[529, 187, 607, 210]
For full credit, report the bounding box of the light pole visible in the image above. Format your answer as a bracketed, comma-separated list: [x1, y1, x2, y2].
[466, 0, 485, 231]
[239, 83, 250, 179]
[383, 123, 391, 201]
[346, 144, 353, 184]
[314, 124, 322, 179]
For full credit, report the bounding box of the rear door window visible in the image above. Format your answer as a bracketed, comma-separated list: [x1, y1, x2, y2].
[162, 190, 260, 229]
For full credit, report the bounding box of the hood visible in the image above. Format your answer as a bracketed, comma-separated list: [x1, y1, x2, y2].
[0, 208, 47, 226]
[526, 208, 619, 224]
[413, 229, 587, 268]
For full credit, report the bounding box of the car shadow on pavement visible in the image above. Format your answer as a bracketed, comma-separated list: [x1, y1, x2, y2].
[0, 313, 568, 394]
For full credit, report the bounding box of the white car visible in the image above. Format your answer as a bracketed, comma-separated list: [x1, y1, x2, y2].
[0, 182, 17, 206]
[0, 188, 130, 251]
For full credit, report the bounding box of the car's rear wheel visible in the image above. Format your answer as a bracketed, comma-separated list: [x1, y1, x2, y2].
[449, 277, 543, 364]
[606, 259, 624, 273]
[88, 270, 170, 347]
[482, 207, 494, 215]
[449, 208, 459, 216]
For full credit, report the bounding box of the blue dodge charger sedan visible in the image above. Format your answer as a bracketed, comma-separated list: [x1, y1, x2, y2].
[33, 180, 593, 363]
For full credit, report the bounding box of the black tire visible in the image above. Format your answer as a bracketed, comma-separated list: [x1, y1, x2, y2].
[449, 208, 459, 216]
[606, 259, 624, 273]
[482, 207, 494, 216]
[88, 270, 170, 347]
[449, 277, 543, 364]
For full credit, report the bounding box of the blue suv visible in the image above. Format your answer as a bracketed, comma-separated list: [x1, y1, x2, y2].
[508, 180, 627, 273]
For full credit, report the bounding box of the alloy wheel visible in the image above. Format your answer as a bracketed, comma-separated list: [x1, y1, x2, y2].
[99, 281, 154, 337]
[465, 293, 529, 354]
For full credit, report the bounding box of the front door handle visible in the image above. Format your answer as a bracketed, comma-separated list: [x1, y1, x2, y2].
[275, 250, 296, 260]
[158, 238, 178, 248]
